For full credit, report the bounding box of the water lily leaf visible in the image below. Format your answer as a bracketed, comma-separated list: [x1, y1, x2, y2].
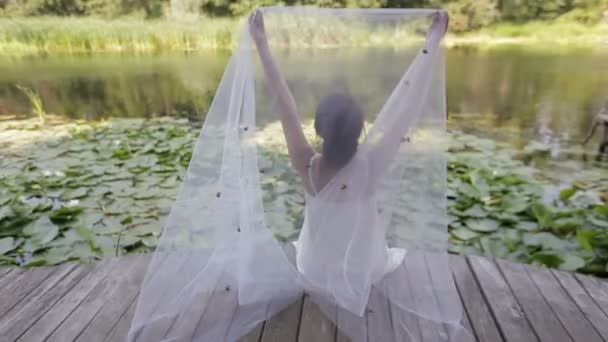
[559, 254, 585, 272]
[523, 232, 568, 251]
[553, 217, 584, 232]
[465, 219, 499, 232]
[71, 242, 96, 260]
[501, 195, 528, 214]
[450, 227, 480, 241]
[43, 246, 73, 265]
[570, 191, 603, 208]
[134, 188, 163, 200]
[23, 217, 59, 245]
[0, 206, 13, 221]
[462, 205, 487, 218]
[576, 230, 597, 251]
[61, 187, 89, 200]
[592, 205, 608, 217]
[0, 237, 15, 254]
[530, 251, 562, 268]
[480, 237, 509, 258]
[141, 236, 158, 248]
[515, 221, 539, 231]
[588, 216, 608, 229]
[24, 257, 48, 267]
[530, 202, 553, 229]
[559, 188, 577, 201]
[117, 234, 140, 248]
[49, 206, 83, 223]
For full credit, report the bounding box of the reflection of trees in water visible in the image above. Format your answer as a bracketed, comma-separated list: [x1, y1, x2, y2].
[446, 48, 608, 145]
[0, 53, 229, 120]
[0, 48, 607, 144]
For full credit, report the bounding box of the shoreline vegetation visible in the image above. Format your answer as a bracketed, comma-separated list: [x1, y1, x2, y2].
[0, 17, 606, 55]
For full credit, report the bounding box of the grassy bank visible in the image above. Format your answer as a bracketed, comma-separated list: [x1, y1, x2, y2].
[448, 20, 608, 48]
[0, 17, 239, 55]
[0, 17, 606, 55]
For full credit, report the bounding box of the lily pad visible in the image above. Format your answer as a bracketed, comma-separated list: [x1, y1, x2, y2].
[451, 227, 480, 241]
[465, 219, 499, 232]
[0, 237, 15, 254]
[560, 254, 585, 272]
[23, 217, 59, 245]
[515, 221, 539, 231]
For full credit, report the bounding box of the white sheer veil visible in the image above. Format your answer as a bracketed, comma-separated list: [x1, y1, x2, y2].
[128, 7, 472, 342]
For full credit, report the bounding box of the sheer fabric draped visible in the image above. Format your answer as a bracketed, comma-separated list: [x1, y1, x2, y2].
[128, 7, 472, 342]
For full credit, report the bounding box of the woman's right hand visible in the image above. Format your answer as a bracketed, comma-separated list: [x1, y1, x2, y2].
[249, 9, 267, 45]
[429, 11, 449, 36]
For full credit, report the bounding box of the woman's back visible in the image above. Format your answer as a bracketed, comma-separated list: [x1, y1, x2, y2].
[295, 152, 403, 314]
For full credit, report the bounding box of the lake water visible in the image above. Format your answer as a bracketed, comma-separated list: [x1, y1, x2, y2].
[1, 46, 607, 151]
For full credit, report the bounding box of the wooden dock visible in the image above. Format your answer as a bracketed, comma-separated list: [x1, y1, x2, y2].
[0, 254, 607, 342]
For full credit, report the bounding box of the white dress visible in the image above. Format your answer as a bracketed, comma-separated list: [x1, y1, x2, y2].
[293, 153, 405, 314]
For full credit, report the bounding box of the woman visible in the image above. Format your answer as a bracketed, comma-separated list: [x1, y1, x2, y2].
[249, 9, 448, 312]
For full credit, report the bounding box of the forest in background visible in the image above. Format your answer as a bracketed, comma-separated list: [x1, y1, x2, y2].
[1, 0, 607, 32]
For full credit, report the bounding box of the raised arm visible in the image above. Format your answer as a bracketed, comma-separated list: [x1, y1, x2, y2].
[249, 11, 314, 175]
[364, 12, 448, 178]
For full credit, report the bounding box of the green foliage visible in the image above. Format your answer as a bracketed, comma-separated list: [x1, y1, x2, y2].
[16, 85, 46, 124]
[2, 0, 606, 31]
[1, 118, 606, 276]
[448, 132, 607, 276]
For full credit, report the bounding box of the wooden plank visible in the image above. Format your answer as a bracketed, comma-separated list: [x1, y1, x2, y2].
[575, 273, 608, 318]
[0, 267, 26, 307]
[298, 295, 336, 342]
[366, 290, 395, 342]
[451, 255, 502, 342]
[75, 255, 151, 342]
[0, 263, 87, 341]
[104, 297, 139, 342]
[335, 305, 364, 342]
[526, 265, 603, 342]
[384, 266, 422, 342]
[406, 253, 447, 342]
[16, 260, 115, 342]
[129, 253, 196, 342]
[552, 270, 608, 340]
[44, 257, 141, 342]
[0, 265, 56, 319]
[0, 267, 13, 279]
[162, 289, 216, 341]
[239, 322, 264, 342]
[468, 256, 538, 342]
[496, 259, 571, 342]
[260, 297, 303, 342]
[189, 284, 239, 341]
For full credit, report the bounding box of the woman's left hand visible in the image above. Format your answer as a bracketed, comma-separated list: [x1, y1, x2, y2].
[249, 9, 267, 44]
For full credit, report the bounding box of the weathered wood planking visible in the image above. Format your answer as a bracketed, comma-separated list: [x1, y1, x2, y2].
[525, 265, 603, 342]
[75, 255, 151, 342]
[552, 269, 608, 340]
[0, 263, 88, 341]
[450, 255, 503, 342]
[468, 256, 538, 342]
[496, 259, 572, 342]
[16, 260, 115, 342]
[298, 295, 336, 342]
[259, 297, 303, 342]
[1, 254, 607, 342]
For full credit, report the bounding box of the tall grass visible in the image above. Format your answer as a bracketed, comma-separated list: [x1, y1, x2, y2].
[0, 17, 241, 55]
[16, 85, 46, 124]
[448, 20, 608, 47]
[0, 16, 606, 55]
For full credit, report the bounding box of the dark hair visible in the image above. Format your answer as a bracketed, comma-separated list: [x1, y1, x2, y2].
[314, 93, 364, 169]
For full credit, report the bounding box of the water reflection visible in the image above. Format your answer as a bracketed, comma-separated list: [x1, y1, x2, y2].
[1, 46, 607, 149]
